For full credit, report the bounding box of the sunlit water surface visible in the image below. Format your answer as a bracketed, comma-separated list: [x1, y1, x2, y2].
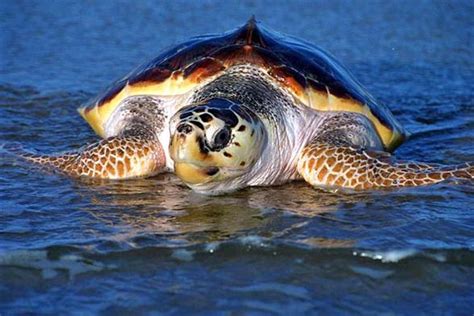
[1, 1, 473, 314]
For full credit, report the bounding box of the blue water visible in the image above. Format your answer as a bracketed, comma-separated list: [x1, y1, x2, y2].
[1, 0, 473, 314]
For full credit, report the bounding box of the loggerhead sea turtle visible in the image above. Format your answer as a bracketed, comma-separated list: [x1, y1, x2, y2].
[19, 18, 472, 194]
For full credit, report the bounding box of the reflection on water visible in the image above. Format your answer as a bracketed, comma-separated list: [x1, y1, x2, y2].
[72, 174, 370, 248]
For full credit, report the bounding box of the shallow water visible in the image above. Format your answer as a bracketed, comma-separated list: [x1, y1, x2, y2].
[1, 0, 473, 314]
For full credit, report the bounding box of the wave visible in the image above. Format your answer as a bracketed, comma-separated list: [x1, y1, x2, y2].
[1, 239, 472, 281]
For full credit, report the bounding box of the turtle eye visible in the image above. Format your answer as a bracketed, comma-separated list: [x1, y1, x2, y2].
[211, 127, 231, 151]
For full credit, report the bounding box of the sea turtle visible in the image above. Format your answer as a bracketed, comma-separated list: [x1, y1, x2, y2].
[19, 18, 473, 194]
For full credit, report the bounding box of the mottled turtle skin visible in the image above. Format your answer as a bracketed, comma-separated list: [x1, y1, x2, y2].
[21, 18, 473, 194]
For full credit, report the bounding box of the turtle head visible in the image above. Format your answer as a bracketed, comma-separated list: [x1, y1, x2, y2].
[169, 98, 266, 194]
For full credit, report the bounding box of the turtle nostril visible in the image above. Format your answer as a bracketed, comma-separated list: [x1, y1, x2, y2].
[206, 167, 219, 176]
[177, 123, 193, 135]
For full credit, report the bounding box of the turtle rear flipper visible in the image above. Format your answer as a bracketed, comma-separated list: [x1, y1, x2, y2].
[10, 136, 166, 179]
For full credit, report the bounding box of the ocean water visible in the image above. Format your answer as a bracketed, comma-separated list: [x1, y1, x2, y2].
[1, 0, 473, 314]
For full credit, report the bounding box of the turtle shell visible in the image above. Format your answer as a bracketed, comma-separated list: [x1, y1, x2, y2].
[79, 17, 407, 151]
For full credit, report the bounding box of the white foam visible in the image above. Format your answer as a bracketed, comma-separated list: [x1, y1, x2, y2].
[353, 249, 417, 262]
[171, 249, 195, 262]
[204, 242, 220, 253]
[239, 235, 268, 247]
[423, 252, 447, 262]
[0, 250, 112, 279]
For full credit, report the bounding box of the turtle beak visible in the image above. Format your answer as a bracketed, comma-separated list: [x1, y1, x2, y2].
[170, 123, 220, 184]
[174, 162, 219, 184]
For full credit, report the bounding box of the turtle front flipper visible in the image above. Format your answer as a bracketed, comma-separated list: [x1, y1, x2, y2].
[297, 112, 473, 191]
[297, 143, 472, 190]
[13, 136, 165, 179]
